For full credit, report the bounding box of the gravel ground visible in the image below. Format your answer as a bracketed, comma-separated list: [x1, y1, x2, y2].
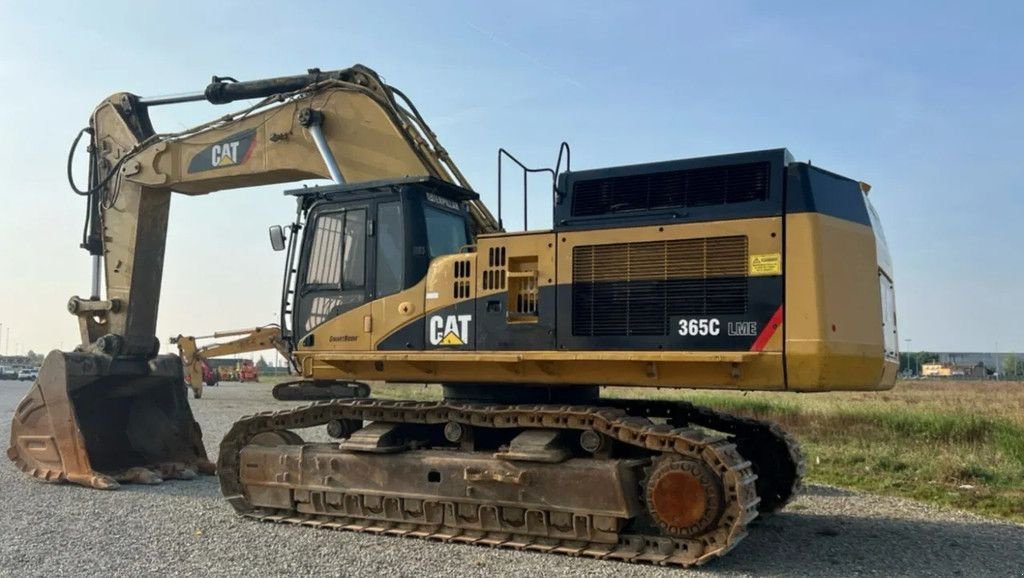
[1, 379, 1022, 577]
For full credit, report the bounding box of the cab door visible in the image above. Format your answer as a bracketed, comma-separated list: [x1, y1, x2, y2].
[294, 203, 370, 341]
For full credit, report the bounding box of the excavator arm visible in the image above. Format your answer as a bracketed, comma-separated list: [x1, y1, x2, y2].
[172, 326, 290, 399]
[9, 65, 490, 489]
[76, 65, 497, 354]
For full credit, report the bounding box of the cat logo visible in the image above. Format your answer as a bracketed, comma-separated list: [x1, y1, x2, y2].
[429, 314, 471, 346]
[212, 141, 242, 166]
[187, 128, 257, 173]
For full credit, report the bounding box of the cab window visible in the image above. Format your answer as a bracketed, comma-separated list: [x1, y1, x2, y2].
[304, 209, 366, 289]
[299, 208, 367, 333]
[424, 206, 467, 259]
[375, 201, 404, 296]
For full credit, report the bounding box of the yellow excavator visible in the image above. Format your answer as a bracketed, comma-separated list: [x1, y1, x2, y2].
[171, 325, 370, 400]
[171, 326, 287, 398]
[8, 65, 897, 566]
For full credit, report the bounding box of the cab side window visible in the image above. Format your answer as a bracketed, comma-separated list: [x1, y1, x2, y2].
[375, 201, 404, 297]
[342, 210, 366, 289]
[300, 208, 367, 332]
[305, 209, 366, 289]
[424, 205, 468, 258]
[305, 212, 345, 285]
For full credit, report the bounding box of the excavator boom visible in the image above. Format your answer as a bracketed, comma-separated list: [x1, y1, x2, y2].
[9, 65, 482, 489]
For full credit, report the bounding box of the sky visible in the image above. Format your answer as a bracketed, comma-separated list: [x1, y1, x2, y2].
[0, 0, 1021, 356]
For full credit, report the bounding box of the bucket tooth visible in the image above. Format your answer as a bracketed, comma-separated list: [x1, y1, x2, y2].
[7, 350, 213, 489]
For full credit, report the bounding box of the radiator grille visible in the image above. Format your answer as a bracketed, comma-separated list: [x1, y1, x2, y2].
[572, 236, 748, 336]
[571, 162, 770, 217]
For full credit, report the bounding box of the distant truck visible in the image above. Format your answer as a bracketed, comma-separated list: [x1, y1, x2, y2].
[0, 366, 17, 380]
[213, 359, 259, 383]
[185, 359, 219, 388]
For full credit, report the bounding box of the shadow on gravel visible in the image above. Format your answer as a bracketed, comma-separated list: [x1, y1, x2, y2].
[116, 478, 1024, 576]
[120, 474, 222, 498]
[710, 510, 1024, 576]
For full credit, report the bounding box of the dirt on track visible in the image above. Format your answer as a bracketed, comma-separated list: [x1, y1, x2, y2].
[1, 379, 1022, 577]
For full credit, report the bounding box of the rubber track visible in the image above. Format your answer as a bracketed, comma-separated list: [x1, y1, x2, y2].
[218, 399, 761, 566]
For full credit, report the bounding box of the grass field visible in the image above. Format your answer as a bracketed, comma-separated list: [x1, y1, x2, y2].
[269, 377, 1024, 522]
[603, 380, 1024, 522]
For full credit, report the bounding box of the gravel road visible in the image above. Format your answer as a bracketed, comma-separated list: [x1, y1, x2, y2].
[1, 379, 1021, 577]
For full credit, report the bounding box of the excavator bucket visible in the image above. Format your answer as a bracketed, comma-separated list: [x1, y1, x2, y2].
[7, 350, 214, 490]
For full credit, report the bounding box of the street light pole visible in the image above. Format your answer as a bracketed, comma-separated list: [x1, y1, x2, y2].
[904, 338, 914, 376]
[995, 340, 1001, 381]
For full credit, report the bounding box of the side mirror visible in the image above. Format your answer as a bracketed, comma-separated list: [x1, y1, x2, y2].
[269, 225, 286, 252]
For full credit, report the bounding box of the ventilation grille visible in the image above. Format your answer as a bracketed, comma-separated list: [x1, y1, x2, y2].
[483, 246, 507, 291]
[508, 256, 539, 321]
[453, 260, 472, 278]
[572, 236, 748, 336]
[453, 259, 472, 299]
[571, 162, 770, 217]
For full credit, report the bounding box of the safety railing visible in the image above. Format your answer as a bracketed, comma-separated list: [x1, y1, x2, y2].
[497, 142, 570, 231]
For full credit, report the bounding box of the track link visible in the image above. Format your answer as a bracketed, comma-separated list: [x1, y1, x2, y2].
[219, 399, 761, 566]
[605, 399, 805, 513]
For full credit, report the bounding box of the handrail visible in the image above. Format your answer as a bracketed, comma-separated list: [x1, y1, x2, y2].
[553, 142, 571, 205]
[496, 142, 571, 231]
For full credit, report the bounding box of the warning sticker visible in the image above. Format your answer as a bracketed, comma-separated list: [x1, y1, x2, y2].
[749, 253, 782, 275]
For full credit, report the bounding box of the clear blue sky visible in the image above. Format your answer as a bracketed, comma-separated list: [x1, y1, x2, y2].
[0, 0, 1021, 355]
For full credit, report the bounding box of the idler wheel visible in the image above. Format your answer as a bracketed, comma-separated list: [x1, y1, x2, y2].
[249, 430, 303, 446]
[645, 456, 725, 537]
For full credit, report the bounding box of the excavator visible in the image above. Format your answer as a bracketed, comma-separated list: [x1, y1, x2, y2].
[172, 326, 286, 397]
[7, 65, 898, 566]
[171, 325, 370, 400]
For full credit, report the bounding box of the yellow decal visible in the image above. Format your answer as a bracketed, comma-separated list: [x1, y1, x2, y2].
[749, 253, 782, 275]
[439, 331, 465, 346]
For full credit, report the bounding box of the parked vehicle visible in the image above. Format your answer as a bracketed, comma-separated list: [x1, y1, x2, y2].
[16, 368, 38, 381]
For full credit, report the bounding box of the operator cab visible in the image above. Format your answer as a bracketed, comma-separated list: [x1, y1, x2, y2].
[276, 177, 476, 343]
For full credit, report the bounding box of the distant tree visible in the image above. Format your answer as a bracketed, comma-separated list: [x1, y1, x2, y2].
[899, 353, 914, 373]
[1001, 356, 1024, 379]
[256, 356, 269, 370]
[900, 351, 937, 375]
[26, 350, 43, 363]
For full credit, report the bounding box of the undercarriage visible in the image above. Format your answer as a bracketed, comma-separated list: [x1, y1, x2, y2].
[219, 387, 803, 566]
